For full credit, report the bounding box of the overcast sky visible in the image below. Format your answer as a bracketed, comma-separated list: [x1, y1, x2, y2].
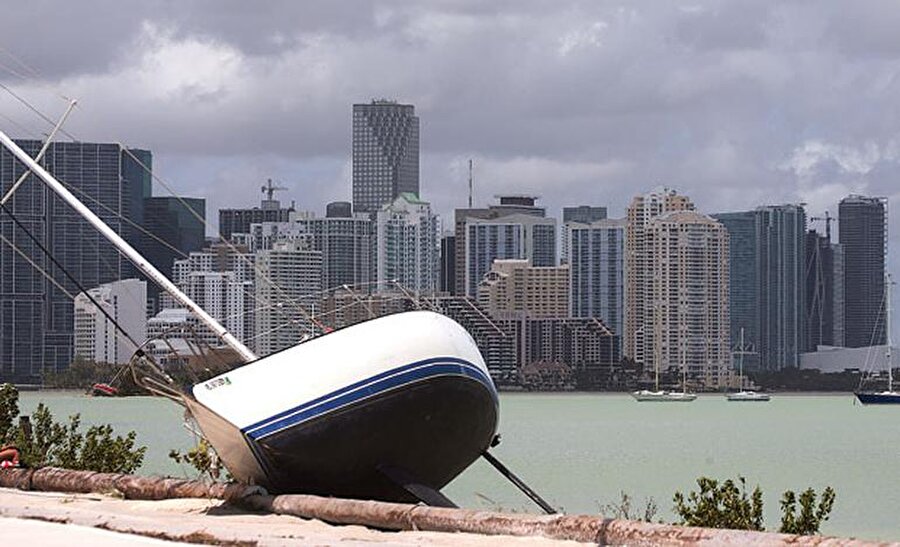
[2, 0, 899, 273]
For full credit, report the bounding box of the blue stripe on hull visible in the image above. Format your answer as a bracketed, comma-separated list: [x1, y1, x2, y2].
[242, 357, 496, 440]
[855, 392, 900, 405]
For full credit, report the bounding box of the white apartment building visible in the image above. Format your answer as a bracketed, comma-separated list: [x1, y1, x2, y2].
[74, 279, 147, 365]
[374, 193, 439, 294]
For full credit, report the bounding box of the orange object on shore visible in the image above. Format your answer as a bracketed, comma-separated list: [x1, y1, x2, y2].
[0, 445, 20, 468]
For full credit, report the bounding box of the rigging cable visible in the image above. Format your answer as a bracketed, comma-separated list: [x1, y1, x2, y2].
[0, 201, 144, 355]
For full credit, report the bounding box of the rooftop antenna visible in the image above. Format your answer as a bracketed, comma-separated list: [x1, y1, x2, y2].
[468, 159, 474, 208]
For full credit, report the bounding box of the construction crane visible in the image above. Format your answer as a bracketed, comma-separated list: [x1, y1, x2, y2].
[810, 211, 836, 241]
[261, 178, 287, 202]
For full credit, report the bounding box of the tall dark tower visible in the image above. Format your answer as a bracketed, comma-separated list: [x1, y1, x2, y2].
[0, 140, 149, 384]
[352, 100, 419, 214]
[839, 195, 887, 348]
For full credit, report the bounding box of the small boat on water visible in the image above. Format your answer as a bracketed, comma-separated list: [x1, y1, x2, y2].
[90, 382, 119, 397]
[632, 353, 696, 402]
[726, 328, 770, 402]
[633, 389, 697, 402]
[855, 274, 900, 405]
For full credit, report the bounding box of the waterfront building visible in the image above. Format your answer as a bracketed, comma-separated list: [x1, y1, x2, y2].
[73, 279, 147, 365]
[254, 240, 322, 356]
[374, 193, 438, 294]
[455, 195, 556, 297]
[712, 211, 760, 369]
[800, 344, 898, 374]
[647, 211, 730, 387]
[839, 195, 888, 347]
[0, 140, 150, 384]
[352, 100, 419, 214]
[561, 206, 607, 264]
[477, 259, 569, 319]
[624, 188, 695, 364]
[566, 218, 625, 336]
[756, 204, 807, 369]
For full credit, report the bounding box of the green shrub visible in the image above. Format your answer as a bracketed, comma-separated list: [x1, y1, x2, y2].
[0, 383, 146, 474]
[673, 475, 835, 535]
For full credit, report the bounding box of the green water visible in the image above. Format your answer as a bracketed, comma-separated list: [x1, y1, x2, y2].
[16, 391, 900, 541]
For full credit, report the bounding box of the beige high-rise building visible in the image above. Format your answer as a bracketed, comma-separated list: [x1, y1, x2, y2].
[477, 259, 569, 319]
[624, 188, 695, 363]
[648, 210, 730, 388]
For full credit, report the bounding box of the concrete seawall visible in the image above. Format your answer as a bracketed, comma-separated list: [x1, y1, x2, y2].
[1, 467, 896, 546]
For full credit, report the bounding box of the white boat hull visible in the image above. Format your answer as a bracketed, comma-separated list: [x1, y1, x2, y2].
[632, 390, 697, 402]
[189, 311, 499, 500]
[726, 391, 770, 402]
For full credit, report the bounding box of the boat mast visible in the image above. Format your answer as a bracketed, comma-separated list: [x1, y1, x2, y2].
[738, 328, 745, 391]
[887, 273, 893, 392]
[0, 130, 257, 363]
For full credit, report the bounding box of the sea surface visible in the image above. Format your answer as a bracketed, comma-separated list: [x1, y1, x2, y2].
[16, 391, 900, 541]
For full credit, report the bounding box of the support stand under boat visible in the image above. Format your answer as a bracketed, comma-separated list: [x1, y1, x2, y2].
[482, 435, 557, 515]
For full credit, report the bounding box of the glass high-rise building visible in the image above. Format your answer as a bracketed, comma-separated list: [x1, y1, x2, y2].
[566, 218, 624, 336]
[0, 140, 150, 384]
[712, 211, 759, 369]
[352, 100, 419, 214]
[839, 195, 887, 348]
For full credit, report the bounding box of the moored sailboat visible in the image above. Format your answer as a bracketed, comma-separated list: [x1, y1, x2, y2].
[726, 328, 769, 402]
[855, 274, 900, 405]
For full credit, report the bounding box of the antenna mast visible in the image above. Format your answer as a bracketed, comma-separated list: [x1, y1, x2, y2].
[468, 159, 474, 208]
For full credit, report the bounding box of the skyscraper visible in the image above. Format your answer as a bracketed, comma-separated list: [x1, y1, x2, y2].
[839, 195, 887, 348]
[805, 229, 843, 349]
[566, 218, 625, 336]
[476, 259, 570, 319]
[561, 205, 607, 264]
[374, 193, 438, 294]
[756, 204, 806, 369]
[624, 188, 695, 363]
[455, 195, 556, 297]
[352, 100, 419, 214]
[219, 193, 294, 242]
[0, 140, 150, 384]
[647, 211, 730, 387]
[712, 211, 759, 368]
[254, 240, 322, 356]
[143, 196, 206, 311]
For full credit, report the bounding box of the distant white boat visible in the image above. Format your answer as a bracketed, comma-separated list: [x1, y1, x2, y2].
[632, 350, 696, 402]
[726, 390, 770, 402]
[726, 328, 771, 403]
[633, 389, 697, 402]
[855, 274, 900, 405]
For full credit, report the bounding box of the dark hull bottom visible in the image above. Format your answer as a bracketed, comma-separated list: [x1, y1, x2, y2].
[855, 392, 900, 405]
[251, 375, 498, 502]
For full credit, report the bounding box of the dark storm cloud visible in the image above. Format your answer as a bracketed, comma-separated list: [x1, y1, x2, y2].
[1, 0, 899, 249]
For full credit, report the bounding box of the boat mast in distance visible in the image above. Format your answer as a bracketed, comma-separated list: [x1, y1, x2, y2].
[727, 328, 770, 402]
[855, 273, 900, 405]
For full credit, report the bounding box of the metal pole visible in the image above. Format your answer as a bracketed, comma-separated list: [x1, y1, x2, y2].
[481, 450, 556, 515]
[0, 99, 77, 206]
[0, 129, 257, 362]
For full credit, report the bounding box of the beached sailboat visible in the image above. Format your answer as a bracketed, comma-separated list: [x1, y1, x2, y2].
[726, 328, 769, 402]
[855, 274, 900, 405]
[0, 130, 554, 510]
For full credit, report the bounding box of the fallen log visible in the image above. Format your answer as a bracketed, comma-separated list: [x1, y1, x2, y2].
[1, 467, 895, 546]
